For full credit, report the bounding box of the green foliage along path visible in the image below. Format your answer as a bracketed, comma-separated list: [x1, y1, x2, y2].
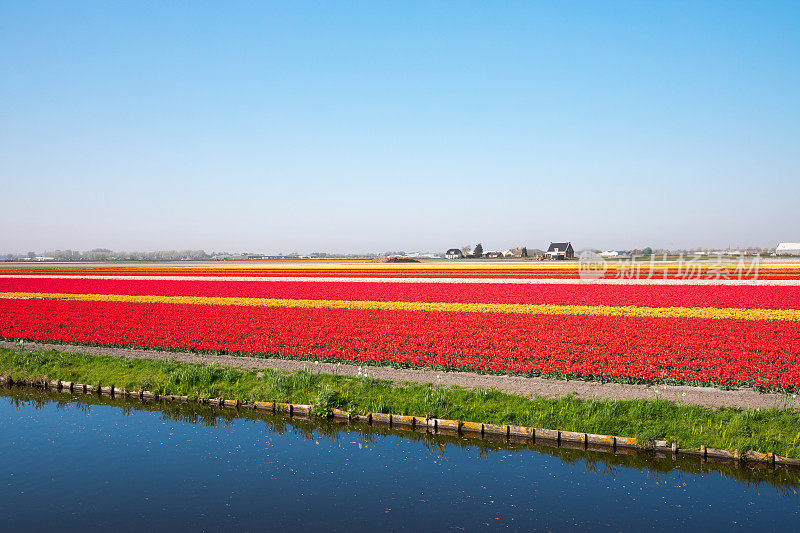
[2, 347, 800, 458]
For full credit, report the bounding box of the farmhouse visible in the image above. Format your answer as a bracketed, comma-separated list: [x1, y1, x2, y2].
[776, 243, 800, 255]
[546, 242, 574, 260]
[445, 248, 463, 259]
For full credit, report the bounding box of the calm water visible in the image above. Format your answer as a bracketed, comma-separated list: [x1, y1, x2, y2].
[1, 387, 799, 532]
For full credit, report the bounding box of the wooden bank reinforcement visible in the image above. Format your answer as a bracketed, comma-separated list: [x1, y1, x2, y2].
[3, 374, 799, 470]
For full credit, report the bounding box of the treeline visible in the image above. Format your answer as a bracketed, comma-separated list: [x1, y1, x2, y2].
[37, 249, 211, 261]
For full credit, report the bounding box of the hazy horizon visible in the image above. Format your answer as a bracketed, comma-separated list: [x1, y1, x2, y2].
[2, 242, 787, 258]
[2, 2, 798, 253]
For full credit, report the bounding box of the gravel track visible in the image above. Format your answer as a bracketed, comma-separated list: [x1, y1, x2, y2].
[3, 340, 798, 411]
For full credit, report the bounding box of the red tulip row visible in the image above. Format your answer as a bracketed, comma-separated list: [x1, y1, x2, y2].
[2, 298, 799, 391]
[2, 278, 800, 309]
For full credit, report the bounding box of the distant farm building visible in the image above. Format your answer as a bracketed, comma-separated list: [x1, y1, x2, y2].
[484, 251, 504, 258]
[776, 243, 800, 255]
[546, 242, 575, 260]
[445, 248, 463, 259]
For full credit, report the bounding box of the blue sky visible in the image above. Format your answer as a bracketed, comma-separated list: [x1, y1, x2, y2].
[2, 1, 798, 253]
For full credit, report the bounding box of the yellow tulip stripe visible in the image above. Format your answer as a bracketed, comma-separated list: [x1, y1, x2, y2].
[2, 291, 799, 322]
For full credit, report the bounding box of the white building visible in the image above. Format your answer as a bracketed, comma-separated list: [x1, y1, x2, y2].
[776, 243, 800, 255]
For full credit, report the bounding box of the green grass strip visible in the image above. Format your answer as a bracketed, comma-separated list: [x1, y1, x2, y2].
[3, 346, 800, 458]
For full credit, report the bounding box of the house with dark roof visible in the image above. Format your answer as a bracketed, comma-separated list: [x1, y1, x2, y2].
[546, 242, 574, 260]
[445, 248, 463, 259]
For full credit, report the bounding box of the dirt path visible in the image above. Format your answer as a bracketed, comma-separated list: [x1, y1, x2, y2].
[3, 340, 798, 411]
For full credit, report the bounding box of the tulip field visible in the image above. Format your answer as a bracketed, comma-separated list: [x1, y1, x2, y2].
[2, 261, 800, 392]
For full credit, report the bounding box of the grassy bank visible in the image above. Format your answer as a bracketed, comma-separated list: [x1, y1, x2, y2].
[2, 347, 800, 458]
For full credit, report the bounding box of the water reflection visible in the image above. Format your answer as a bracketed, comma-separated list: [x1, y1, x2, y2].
[3, 384, 798, 497]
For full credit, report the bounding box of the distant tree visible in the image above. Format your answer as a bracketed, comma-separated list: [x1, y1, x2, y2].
[87, 250, 110, 261]
[642, 247, 653, 255]
[521, 247, 528, 258]
[461, 245, 472, 256]
[50, 250, 73, 261]
[27, 251, 35, 259]
[472, 243, 483, 258]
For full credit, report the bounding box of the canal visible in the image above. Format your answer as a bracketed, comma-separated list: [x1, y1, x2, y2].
[1, 386, 798, 531]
